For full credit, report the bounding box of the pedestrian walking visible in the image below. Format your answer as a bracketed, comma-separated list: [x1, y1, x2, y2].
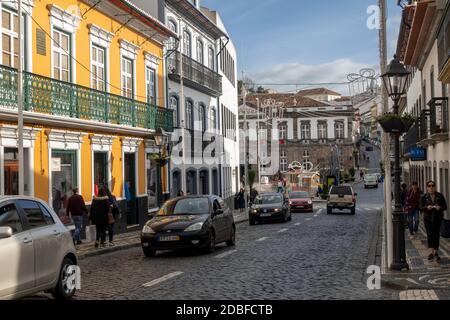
[404, 182, 421, 238]
[420, 181, 448, 261]
[66, 187, 88, 245]
[360, 170, 364, 181]
[237, 188, 245, 212]
[105, 187, 121, 247]
[90, 186, 111, 248]
[277, 180, 283, 193]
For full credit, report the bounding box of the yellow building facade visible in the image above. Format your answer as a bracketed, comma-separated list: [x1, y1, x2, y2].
[0, 0, 175, 229]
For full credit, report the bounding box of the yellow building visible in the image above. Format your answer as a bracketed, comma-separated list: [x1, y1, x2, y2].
[0, 0, 175, 230]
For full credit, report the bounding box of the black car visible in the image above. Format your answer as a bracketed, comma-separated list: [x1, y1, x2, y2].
[141, 196, 235, 257]
[249, 193, 291, 225]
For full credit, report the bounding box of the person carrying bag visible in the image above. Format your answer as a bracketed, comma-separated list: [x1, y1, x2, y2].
[420, 181, 447, 261]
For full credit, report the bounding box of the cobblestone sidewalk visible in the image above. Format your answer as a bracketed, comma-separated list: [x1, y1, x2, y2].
[382, 214, 450, 300]
[76, 210, 249, 259]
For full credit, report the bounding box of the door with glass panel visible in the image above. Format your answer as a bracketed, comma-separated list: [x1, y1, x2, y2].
[51, 150, 78, 216]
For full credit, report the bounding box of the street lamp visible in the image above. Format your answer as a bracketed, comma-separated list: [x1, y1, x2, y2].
[154, 128, 169, 207]
[381, 55, 410, 271]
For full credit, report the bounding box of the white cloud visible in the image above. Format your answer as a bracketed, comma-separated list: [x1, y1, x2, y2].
[248, 58, 378, 94]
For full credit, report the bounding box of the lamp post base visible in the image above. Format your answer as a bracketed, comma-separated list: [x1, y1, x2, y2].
[390, 262, 410, 271]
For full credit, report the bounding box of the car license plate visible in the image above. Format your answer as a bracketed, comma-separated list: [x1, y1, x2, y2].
[260, 213, 271, 217]
[297, 206, 304, 209]
[158, 235, 180, 242]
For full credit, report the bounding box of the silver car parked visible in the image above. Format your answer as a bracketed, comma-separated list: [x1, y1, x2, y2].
[0, 196, 78, 300]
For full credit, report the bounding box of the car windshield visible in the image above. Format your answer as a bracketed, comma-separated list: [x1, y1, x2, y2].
[156, 198, 210, 216]
[289, 192, 309, 198]
[366, 175, 377, 180]
[255, 194, 283, 204]
[330, 186, 352, 195]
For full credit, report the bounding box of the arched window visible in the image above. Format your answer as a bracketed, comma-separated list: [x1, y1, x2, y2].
[196, 39, 204, 64]
[169, 96, 179, 127]
[199, 103, 207, 132]
[208, 47, 214, 70]
[185, 99, 193, 130]
[183, 30, 191, 57]
[168, 19, 177, 51]
[210, 107, 216, 129]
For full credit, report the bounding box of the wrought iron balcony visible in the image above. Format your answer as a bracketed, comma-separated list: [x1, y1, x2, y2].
[167, 51, 222, 97]
[0, 65, 174, 132]
[429, 97, 449, 141]
[418, 109, 432, 146]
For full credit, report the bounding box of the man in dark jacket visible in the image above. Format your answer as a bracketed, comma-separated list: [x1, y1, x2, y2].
[66, 188, 88, 245]
[405, 182, 421, 237]
[420, 181, 448, 261]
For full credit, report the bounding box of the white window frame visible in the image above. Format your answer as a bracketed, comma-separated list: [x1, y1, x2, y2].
[91, 45, 106, 91]
[336, 122, 344, 139]
[169, 95, 179, 127]
[90, 135, 114, 197]
[186, 100, 193, 130]
[146, 67, 156, 105]
[52, 28, 71, 82]
[0, 125, 37, 196]
[47, 130, 84, 206]
[279, 125, 287, 139]
[183, 29, 191, 57]
[121, 57, 133, 99]
[196, 38, 203, 64]
[280, 159, 288, 173]
[49, 4, 80, 83]
[0, 1, 33, 71]
[208, 46, 214, 70]
[119, 39, 139, 99]
[301, 123, 310, 140]
[318, 123, 327, 139]
[121, 137, 143, 198]
[89, 24, 113, 92]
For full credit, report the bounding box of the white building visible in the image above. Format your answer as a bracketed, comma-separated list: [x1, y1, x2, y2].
[397, 0, 450, 201]
[161, 0, 238, 205]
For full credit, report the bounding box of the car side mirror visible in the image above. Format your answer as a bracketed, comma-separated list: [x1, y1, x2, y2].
[0, 226, 13, 239]
[214, 209, 224, 216]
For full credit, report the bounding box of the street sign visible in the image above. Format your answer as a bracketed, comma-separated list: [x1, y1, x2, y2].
[409, 147, 426, 161]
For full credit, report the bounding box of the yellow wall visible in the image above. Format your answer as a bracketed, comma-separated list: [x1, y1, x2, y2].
[32, 0, 165, 106]
[25, 1, 167, 204]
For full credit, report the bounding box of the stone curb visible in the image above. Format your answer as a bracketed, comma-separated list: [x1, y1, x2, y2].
[78, 216, 250, 260]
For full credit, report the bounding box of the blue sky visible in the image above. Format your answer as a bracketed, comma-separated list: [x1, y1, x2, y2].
[202, 0, 402, 94]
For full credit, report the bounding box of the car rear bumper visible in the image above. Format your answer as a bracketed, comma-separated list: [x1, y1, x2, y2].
[141, 231, 210, 251]
[328, 203, 355, 209]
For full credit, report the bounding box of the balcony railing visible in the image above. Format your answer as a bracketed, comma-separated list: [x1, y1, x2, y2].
[0, 65, 174, 132]
[429, 97, 449, 139]
[168, 51, 222, 96]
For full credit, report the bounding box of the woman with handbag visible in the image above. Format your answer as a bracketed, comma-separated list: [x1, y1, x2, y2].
[420, 181, 448, 261]
[90, 187, 110, 248]
[105, 187, 121, 246]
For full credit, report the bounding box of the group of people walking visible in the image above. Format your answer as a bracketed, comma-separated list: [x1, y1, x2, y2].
[66, 185, 121, 248]
[402, 181, 448, 261]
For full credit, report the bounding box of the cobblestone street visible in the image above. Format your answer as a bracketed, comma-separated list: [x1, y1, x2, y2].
[65, 181, 397, 300]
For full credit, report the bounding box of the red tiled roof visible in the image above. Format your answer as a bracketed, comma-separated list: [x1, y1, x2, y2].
[296, 88, 342, 97]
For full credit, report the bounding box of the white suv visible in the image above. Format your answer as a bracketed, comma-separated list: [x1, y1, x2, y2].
[327, 185, 357, 215]
[0, 196, 78, 300]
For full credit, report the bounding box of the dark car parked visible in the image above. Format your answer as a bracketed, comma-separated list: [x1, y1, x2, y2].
[141, 196, 235, 257]
[289, 191, 313, 213]
[249, 193, 291, 225]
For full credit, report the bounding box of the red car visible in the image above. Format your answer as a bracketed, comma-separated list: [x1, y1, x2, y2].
[289, 191, 314, 213]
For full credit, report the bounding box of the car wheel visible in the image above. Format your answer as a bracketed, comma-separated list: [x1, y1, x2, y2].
[143, 246, 156, 258]
[327, 206, 332, 214]
[52, 257, 77, 300]
[206, 230, 216, 253]
[226, 226, 236, 246]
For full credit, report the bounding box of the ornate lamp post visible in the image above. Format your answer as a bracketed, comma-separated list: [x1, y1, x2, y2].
[380, 55, 411, 271]
[154, 128, 169, 207]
